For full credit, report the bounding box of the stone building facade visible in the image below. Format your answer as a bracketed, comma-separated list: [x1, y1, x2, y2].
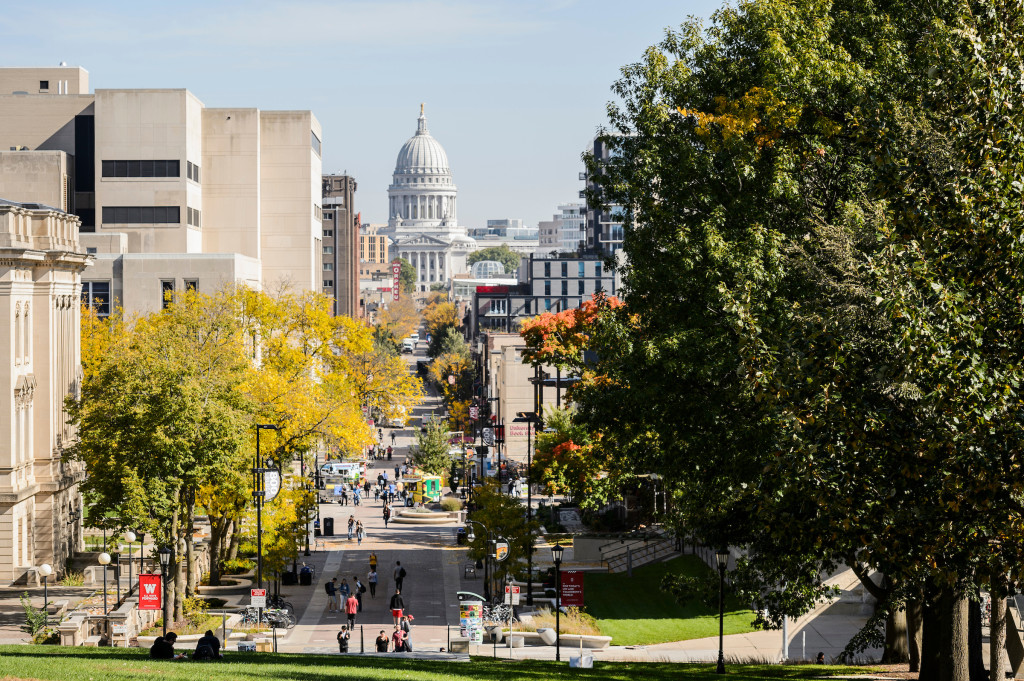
[0, 199, 90, 584]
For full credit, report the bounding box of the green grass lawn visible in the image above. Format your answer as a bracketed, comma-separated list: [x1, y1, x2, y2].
[585, 556, 757, 645]
[0, 646, 879, 681]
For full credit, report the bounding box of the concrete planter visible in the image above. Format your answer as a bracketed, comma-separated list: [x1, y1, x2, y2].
[536, 628, 557, 645]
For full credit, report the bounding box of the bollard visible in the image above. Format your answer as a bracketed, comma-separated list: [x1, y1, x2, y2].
[447, 624, 450, 650]
[360, 625, 365, 653]
[272, 625, 277, 653]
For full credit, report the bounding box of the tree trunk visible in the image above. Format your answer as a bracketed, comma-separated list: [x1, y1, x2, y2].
[883, 607, 910, 663]
[908, 598, 924, 672]
[226, 519, 241, 561]
[185, 496, 196, 598]
[166, 486, 180, 628]
[990, 594, 1007, 681]
[919, 586, 969, 681]
[208, 516, 224, 587]
[969, 596, 986, 681]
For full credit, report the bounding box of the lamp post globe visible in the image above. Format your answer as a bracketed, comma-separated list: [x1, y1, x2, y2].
[123, 532, 137, 593]
[98, 553, 111, 615]
[715, 549, 730, 674]
[39, 564, 52, 625]
[158, 547, 172, 636]
[551, 544, 565, 661]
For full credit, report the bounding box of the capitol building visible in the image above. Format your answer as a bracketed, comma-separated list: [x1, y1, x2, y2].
[384, 106, 476, 291]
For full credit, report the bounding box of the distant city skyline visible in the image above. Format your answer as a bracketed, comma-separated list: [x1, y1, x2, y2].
[1, 0, 719, 229]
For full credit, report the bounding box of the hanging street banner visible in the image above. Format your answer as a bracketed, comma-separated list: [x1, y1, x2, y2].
[560, 570, 584, 608]
[138, 574, 162, 610]
[264, 470, 282, 502]
[494, 541, 509, 562]
[470, 406, 479, 420]
[392, 262, 401, 301]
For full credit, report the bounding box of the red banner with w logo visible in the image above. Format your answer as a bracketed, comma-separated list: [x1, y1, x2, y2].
[139, 574, 162, 610]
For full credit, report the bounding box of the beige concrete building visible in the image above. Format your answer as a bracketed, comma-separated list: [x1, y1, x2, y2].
[482, 333, 555, 463]
[0, 198, 90, 584]
[360, 224, 390, 264]
[0, 66, 324, 316]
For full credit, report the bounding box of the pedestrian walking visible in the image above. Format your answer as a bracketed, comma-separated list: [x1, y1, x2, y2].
[394, 561, 406, 591]
[353, 575, 366, 611]
[364, 480, 371, 496]
[400, 614, 414, 652]
[383, 504, 391, 528]
[389, 589, 405, 626]
[374, 487, 380, 502]
[369, 552, 378, 573]
[375, 629, 390, 652]
[394, 465, 400, 479]
[390, 431, 396, 446]
[337, 626, 350, 653]
[345, 593, 359, 629]
[391, 624, 405, 652]
[353, 488, 360, 506]
[356, 521, 366, 545]
[338, 578, 351, 601]
[325, 577, 339, 612]
[341, 486, 349, 506]
[368, 568, 378, 598]
[347, 515, 355, 540]
[378, 427, 384, 442]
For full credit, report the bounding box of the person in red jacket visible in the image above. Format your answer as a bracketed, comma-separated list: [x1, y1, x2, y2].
[345, 593, 359, 629]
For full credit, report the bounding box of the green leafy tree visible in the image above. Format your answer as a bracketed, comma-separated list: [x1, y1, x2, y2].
[411, 416, 451, 476]
[394, 257, 416, 294]
[574, 0, 1024, 675]
[466, 244, 520, 275]
[467, 480, 541, 586]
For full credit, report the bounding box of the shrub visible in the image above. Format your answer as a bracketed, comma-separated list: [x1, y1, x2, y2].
[440, 497, 463, 512]
[220, 558, 255, 575]
[525, 607, 601, 636]
[182, 595, 209, 629]
[60, 571, 85, 587]
[20, 592, 47, 637]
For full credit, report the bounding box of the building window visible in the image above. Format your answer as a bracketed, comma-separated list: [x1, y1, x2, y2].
[324, 263, 333, 271]
[102, 206, 181, 224]
[187, 207, 201, 227]
[324, 229, 333, 237]
[324, 246, 333, 254]
[311, 130, 322, 156]
[578, 280, 585, 295]
[187, 161, 201, 183]
[561, 280, 568, 296]
[578, 262, 585, 277]
[184, 280, 198, 292]
[561, 262, 568, 277]
[545, 298, 551, 311]
[524, 300, 531, 315]
[561, 297, 568, 310]
[101, 160, 180, 178]
[324, 280, 333, 288]
[160, 280, 174, 309]
[86, 247, 97, 254]
[39, 80, 49, 91]
[544, 281, 551, 296]
[82, 281, 112, 317]
[314, 204, 322, 220]
[544, 262, 550, 277]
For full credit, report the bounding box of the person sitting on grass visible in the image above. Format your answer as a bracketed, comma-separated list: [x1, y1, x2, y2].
[193, 630, 222, 660]
[150, 631, 187, 660]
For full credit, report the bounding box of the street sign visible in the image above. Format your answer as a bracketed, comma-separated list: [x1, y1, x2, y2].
[504, 585, 521, 605]
[251, 588, 267, 608]
[138, 574, 161, 610]
[494, 541, 509, 562]
[391, 262, 401, 301]
[560, 570, 584, 608]
[112, 624, 127, 635]
[263, 470, 282, 503]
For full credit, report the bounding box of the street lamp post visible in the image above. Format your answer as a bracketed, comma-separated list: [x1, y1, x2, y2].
[98, 553, 111, 615]
[551, 544, 564, 661]
[301, 454, 311, 557]
[716, 549, 730, 674]
[158, 546, 171, 636]
[465, 520, 493, 602]
[111, 549, 121, 605]
[514, 411, 540, 606]
[39, 564, 52, 626]
[124, 531, 136, 595]
[255, 424, 280, 591]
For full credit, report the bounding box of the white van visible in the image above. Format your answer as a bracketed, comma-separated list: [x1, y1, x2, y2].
[410, 331, 420, 343]
[402, 338, 415, 353]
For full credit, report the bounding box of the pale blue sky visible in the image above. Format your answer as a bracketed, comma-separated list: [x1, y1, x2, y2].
[1, 0, 719, 228]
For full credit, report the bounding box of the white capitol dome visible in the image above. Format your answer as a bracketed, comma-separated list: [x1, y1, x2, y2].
[387, 105, 462, 232]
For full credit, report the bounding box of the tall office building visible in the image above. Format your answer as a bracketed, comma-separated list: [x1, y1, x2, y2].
[321, 174, 358, 317]
[0, 66, 323, 315]
[585, 137, 624, 255]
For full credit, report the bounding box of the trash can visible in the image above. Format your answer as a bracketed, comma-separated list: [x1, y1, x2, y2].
[323, 517, 334, 536]
[300, 569, 312, 586]
[281, 571, 297, 586]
